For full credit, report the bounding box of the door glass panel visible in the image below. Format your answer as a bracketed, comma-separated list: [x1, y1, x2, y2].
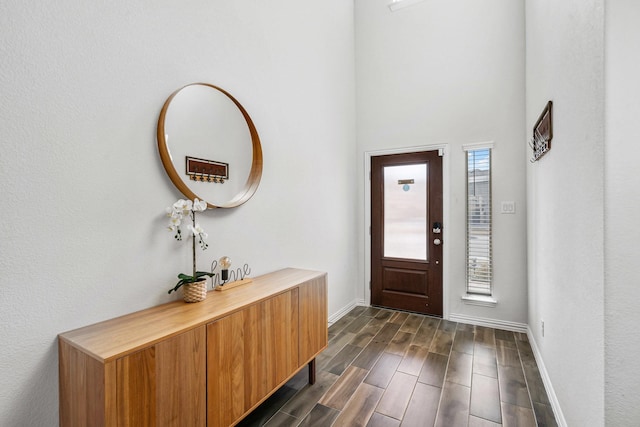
[383, 164, 427, 260]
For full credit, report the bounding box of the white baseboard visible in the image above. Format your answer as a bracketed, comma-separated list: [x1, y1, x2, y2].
[526, 327, 568, 427]
[388, 0, 427, 12]
[448, 312, 528, 333]
[328, 300, 358, 326]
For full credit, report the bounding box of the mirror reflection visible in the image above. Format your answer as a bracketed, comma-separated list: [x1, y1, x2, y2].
[157, 83, 262, 208]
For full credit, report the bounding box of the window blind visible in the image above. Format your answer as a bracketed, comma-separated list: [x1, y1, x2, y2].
[466, 148, 492, 295]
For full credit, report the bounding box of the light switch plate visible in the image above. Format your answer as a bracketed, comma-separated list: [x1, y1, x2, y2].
[501, 201, 516, 214]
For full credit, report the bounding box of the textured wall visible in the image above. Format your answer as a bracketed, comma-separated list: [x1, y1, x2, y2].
[526, 0, 605, 425]
[355, 0, 528, 323]
[604, 1, 640, 424]
[0, 1, 356, 424]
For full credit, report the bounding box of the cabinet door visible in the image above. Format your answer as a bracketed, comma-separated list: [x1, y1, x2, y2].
[207, 290, 298, 427]
[59, 341, 113, 426]
[245, 289, 298, 408]
[116, 326, 206, 427]
[299, 275, 328, 364]
[206, 309, 245, 427]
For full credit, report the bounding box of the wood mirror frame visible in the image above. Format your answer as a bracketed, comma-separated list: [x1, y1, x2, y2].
[157, 83, 263, 209]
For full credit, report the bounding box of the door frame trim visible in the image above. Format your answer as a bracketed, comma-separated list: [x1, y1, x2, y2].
[364, 143, 450, 319]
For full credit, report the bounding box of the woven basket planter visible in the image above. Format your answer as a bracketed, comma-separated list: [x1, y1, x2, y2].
[182, 280, 208, 303]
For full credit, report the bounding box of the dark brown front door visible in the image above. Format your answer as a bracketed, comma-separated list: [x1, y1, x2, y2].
[371, 150, 443, 316]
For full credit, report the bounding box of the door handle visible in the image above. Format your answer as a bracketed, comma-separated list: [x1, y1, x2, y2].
[433, 238, 441, 246]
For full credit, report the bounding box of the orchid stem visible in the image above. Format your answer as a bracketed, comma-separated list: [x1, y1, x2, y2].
[192, 211, 196, 279]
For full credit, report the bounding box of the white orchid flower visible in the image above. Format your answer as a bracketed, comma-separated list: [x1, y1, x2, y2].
[173, 199, 193, 216]
[168, 215, 181, 227]
[189, 223, 209, 250]
[166, 207, 182, 220]
[189, 223, 208, 239]
[167, 214, 183, 240]
[193, 198, 208, 212]
[164, 197, 210, 248]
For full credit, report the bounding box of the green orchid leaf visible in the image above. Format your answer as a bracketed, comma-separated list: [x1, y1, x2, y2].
[168, 282, 182, 294]
[168, 277, 191, 294]
[195, 271, 214, 278]
[169, 271, 212, 294]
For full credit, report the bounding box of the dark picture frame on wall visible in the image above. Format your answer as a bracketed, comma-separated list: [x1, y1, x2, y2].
[530, 100, 553, 162]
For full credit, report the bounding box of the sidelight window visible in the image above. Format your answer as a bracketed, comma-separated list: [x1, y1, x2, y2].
[465, 146, 492, 295]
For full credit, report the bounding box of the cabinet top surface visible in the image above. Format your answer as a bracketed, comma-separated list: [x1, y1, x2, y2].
[58, 268, 326, 362]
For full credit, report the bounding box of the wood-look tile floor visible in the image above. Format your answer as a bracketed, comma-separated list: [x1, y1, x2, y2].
[237, 306, 558, 427]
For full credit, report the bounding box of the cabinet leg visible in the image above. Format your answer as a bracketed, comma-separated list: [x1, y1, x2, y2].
[308, 359, 316, 385]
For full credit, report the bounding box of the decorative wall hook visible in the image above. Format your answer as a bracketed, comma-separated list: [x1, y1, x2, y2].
[529, 101, 553, 163]
[186, 156, 228, 183]
[529, 129, 550, 163]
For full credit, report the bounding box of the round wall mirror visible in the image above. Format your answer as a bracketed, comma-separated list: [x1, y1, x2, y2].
[157, 83, 263, 208]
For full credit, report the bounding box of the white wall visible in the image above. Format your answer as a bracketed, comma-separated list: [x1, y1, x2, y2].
[525, 0, 605, 425]
[355, 0, 528, 324]
[0, 1, 356, 424]
[604, 1, 640, 424]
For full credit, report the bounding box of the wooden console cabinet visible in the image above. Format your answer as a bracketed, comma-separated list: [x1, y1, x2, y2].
[59, 268, 328, 427]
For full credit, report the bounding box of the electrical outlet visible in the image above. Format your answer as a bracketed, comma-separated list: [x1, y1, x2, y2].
[501, 201, 516, 214]
[541, 320, 545, 337]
